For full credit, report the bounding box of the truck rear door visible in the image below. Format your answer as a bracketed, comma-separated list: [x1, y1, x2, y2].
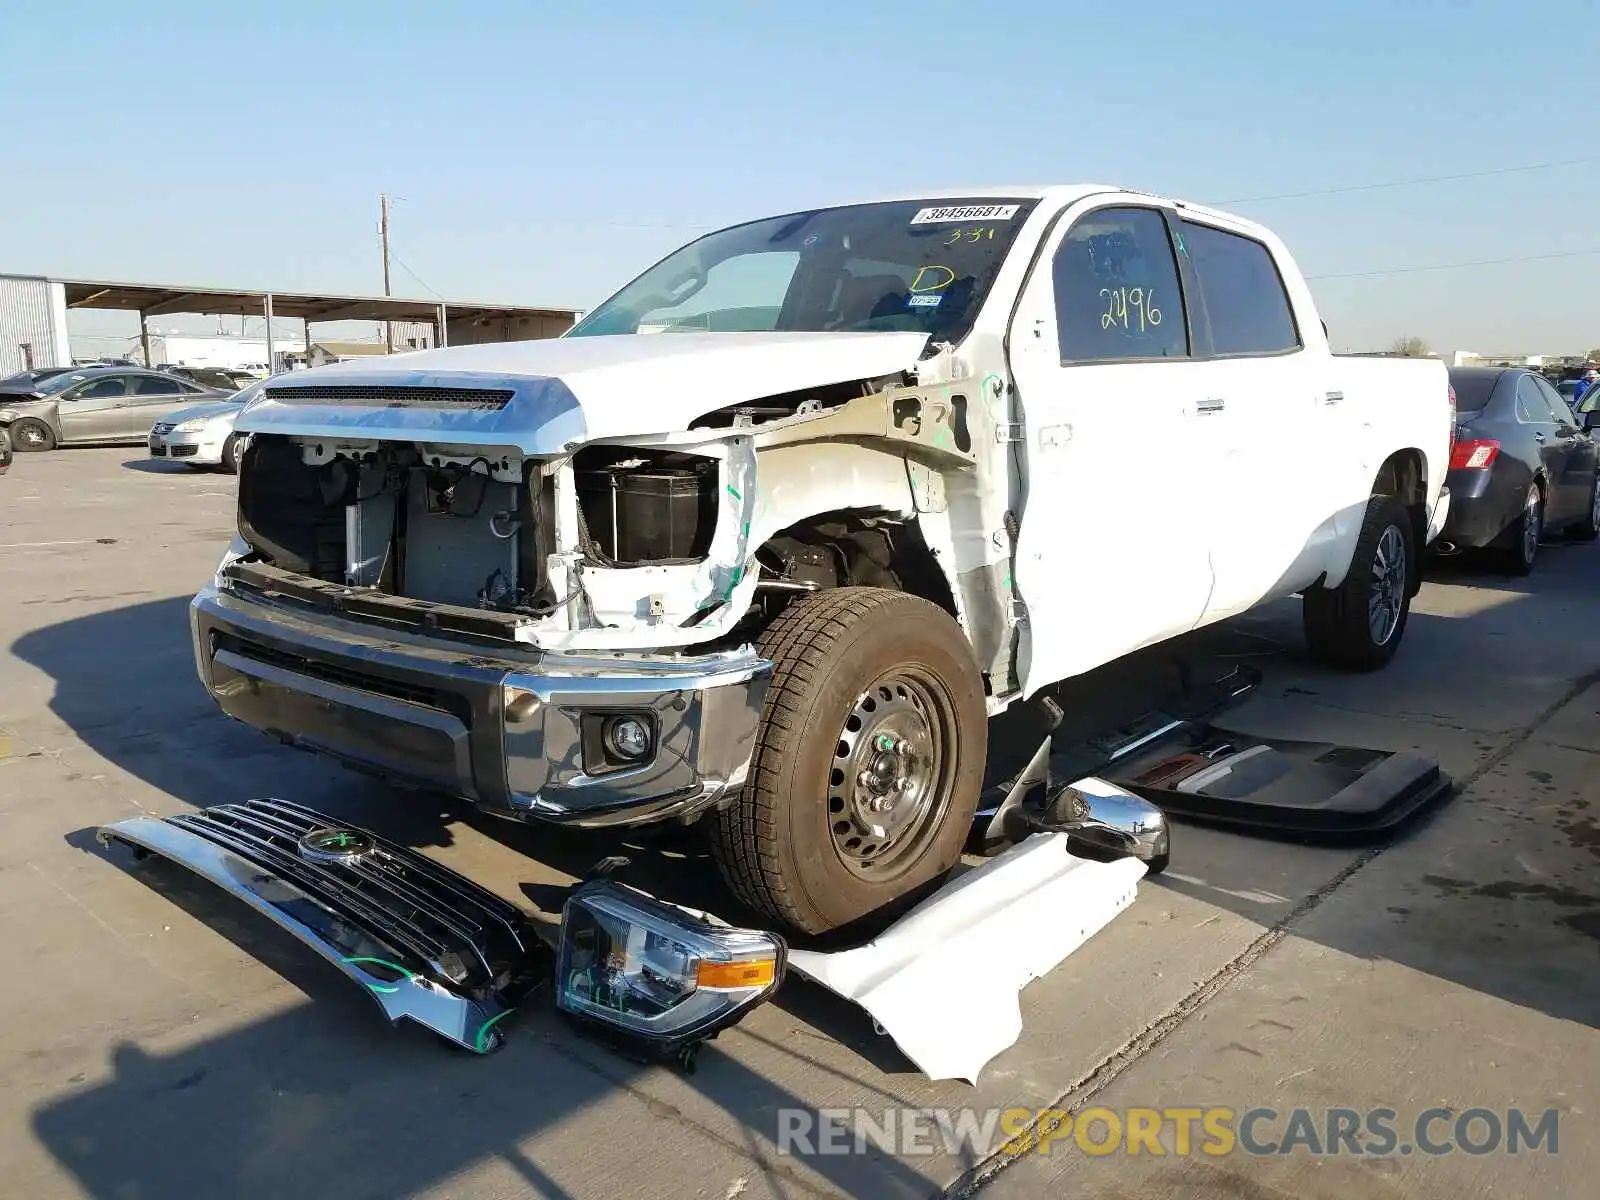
[1176, 216, 1346, 620]
[1007, 201, 1215, 695]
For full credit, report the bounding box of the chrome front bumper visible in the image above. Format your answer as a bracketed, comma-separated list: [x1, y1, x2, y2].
[191, 585, 770, 827]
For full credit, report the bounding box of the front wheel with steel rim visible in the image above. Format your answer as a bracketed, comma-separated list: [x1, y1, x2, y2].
[1496, 485, 1542, 576]
[709, 587, 987, 936]
[8, 418, 56, 453]
[1304, 493, 1414, 672]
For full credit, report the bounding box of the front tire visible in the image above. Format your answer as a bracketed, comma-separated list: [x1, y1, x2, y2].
[219, 434, 240, 474]
[9, 418, 56, 452]
[1303, 493, 1413, 672]
[709, 587, 986, 936]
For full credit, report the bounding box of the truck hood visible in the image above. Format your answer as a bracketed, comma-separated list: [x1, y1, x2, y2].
[234, 331, 930, 454]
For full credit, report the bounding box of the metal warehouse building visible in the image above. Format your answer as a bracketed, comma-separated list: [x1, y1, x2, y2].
[0, 275, 72, 375]
[0, 273, 582, 377]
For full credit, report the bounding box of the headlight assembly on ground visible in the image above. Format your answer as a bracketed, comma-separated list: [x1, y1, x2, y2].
[556, 878, 785, 1068]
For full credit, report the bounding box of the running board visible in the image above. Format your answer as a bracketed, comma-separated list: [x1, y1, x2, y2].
[97, 800, 550, 1052]
[980, 663, 1452, 846]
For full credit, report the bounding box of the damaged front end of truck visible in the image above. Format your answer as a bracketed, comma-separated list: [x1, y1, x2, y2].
[193, 332, 1001, 832]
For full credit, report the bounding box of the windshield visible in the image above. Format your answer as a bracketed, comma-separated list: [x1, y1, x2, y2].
[36, 370, 102, 395]
[568, 198, 1040, 344]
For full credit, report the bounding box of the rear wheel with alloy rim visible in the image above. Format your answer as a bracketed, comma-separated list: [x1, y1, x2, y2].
[1303, 493, 1414, 672]
[1495, 484, 1542, 576]
[1571, 474, 1600, 542]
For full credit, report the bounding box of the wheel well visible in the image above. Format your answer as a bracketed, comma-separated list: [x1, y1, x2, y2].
[752, 510, 957, 617]
[1373, 450, 1427, 595]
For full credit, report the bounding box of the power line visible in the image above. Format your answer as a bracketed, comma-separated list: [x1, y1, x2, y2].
[1218, 156, 1598, 204]
[1307, 247, 1600, 281]
[387, 248, 445, 300]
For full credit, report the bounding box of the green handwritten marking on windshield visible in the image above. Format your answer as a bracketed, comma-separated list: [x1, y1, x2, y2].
[981, 374, 1004, 398]
[1002, 572, 1012, 590]
[726, 484, 742, 502]
[343, 955, 418, 995]
[474, 1008, 516, 1052]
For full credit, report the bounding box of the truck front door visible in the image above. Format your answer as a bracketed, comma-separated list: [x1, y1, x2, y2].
[1008, 201, 1216, 696]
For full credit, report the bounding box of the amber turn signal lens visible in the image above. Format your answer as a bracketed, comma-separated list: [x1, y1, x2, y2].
[696, 958, 777, 990]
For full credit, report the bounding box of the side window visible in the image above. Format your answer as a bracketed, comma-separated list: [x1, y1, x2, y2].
[1180, 221, 1301, 356]
[1052, 206, 1188, 363]
[1514, 376, 1553, 423]
[1534, 376, 1577, 426]
[75, 377, 128, 399]
[134, 376, 179, 395]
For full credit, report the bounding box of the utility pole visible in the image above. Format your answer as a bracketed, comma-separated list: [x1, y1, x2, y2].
[380, 192, 393, 352]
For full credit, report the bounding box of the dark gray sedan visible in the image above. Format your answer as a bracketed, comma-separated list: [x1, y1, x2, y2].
[1437, 366, 1600, 574]
[0, 368, 232, 452]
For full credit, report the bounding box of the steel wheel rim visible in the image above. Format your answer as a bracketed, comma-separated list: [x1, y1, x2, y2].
[1368, 523, 1406, 646]
[1522, 491, 1541, 563]
[16, 424, 45, 448]
[827, 668, 957, 881]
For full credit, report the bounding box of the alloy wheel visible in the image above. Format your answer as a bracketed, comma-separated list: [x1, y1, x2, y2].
[1368, 524, 1407, 646]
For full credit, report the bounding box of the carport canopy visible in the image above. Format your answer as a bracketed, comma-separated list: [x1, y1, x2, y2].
[58, 278, 581, 364]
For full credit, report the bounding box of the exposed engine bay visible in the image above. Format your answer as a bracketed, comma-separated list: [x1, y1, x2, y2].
[223, 355, 1004, 661]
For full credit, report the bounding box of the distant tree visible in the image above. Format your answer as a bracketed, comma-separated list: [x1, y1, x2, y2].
[1388, 336, 1432, 358]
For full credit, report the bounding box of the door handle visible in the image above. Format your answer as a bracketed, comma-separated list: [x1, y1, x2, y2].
[1323, 390, 1344, 405]
[1533, 431, 1546, 442]
[1195, 397, 1226, 414]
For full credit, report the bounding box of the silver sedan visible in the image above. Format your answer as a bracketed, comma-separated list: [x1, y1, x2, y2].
[147, 379, 265, 473]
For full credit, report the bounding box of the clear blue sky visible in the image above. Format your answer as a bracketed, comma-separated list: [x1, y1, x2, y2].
[4, 0, 1596, 355]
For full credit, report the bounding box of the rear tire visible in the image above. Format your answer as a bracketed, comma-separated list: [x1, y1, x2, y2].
[709, 587, 986, 936]
[9, 418, 56, 452]
[1571, 473, 1600, 542]
[1303, 493, 1413, 672]
[1494, 484, 1542, 576]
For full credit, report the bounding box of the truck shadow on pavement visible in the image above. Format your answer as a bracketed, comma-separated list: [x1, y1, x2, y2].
[30, 853, 942, 1200]
[15, 563, 1600, 1195]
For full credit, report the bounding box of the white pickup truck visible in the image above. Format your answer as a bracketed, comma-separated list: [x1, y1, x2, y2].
[191, 186, 1452, 935]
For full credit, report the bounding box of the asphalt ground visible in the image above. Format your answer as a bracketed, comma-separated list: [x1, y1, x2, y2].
[1, 447, 1595, 1198]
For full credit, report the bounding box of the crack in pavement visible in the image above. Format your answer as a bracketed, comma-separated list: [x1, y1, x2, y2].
[946, 665, 1600, 1198]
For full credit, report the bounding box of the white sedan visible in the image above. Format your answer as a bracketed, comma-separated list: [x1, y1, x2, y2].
[147, 379, 264, 472]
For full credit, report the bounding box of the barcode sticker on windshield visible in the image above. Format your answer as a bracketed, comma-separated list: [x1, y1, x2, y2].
[910, 204, 1019, 225]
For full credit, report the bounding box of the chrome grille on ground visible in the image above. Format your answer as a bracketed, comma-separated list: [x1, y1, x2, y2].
[165, 799, 535, 991]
